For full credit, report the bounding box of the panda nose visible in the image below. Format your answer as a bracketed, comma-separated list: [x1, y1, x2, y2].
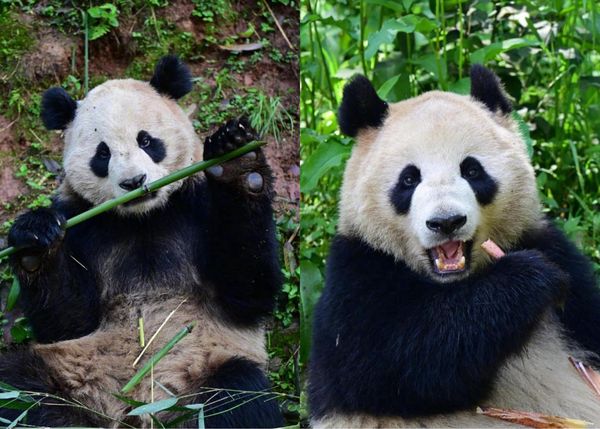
[119, 174, 147, 191]
[426, 215, 467, 235]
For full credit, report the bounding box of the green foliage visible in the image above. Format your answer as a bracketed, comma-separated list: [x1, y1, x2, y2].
[87, 3, 120, 41]
[300, 0, 600, 366]
[0, 11, 32, 64]
[191, 0, 231, 23]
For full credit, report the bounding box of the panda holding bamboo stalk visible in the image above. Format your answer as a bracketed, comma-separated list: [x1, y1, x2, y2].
[0, 55, 284, 428]
[309, 65, 600, 427]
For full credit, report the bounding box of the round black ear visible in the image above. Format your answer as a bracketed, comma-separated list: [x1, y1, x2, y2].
[41, 88, 77, 130]
[470, 65, 512, 114]
[150, 55, 193, 100]
[338, 75, 389, 137]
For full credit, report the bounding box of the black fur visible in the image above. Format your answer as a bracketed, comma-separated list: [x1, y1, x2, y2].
[309, 233, 571, 419]
[137, 130, 166, 163]
[150, 55, 193, 100]
[460, 156, 498, 205]
[89, 142, 111, 178]
[338, 75, 389, 137]
[41, 87, 77, 130]
[3, 119, 282, 426]
[389, 165, 422, 214]
[192, 358, 285, 428]
[518, 220, 600, 367]
[203, 117, 281, 325]
[470, 65, 512, 114]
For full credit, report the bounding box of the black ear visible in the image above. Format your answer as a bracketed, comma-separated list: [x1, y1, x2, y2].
[41, 88, 77, 130]
[150, 55, 193, 100]
[470, 65, 512, 114]
[338, 75, 389, 137]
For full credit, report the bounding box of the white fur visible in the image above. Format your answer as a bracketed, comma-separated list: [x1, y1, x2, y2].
[61, 79, 201, 215]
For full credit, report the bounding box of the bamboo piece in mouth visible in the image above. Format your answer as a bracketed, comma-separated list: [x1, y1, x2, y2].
[0, 140, 265, 260]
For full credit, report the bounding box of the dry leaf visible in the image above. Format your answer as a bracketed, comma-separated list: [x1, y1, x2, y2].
[477, 406, 591, 428]
[481, 239, 505, 259]
[569, 357, 600, 399]
[218, 42, 263, 52]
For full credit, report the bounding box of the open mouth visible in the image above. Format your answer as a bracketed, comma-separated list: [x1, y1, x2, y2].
[123, 191, 158, 207]
[428, 240, 471, 275]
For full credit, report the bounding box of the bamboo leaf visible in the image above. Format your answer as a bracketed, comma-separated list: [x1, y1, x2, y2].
[300, 137, 351, 192]
[127, 397, 179, 416]
[6, 277, 20, 311]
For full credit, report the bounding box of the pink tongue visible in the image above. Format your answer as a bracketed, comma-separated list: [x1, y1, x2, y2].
[439, 241, 461, 259]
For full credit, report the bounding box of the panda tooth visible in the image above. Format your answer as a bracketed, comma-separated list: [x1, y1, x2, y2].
[458, 256, 466, 269]
[435, 258, 444, 271]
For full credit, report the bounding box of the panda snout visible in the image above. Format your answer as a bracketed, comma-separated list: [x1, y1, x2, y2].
[426, 214, 467, 235]
[119, 174, 147, 191]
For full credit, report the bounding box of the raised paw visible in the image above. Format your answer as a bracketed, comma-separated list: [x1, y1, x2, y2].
[204, 117, 269, 194]
[8, 208, 65, 272]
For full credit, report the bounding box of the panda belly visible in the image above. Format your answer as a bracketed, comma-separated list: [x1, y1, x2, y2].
[313, 314, 600, 428]
[32, 293, 267, 427]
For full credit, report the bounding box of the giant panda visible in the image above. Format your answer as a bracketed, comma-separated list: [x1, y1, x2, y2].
[308, 65, 600, 427]
[0, 55, 284, 428]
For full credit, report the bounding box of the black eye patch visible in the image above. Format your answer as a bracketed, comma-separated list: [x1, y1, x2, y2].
[390, 165, 421, 214]
[460, 156, 498, 205]
[137, 130, 166, 163]
[89, 142, 110, 178]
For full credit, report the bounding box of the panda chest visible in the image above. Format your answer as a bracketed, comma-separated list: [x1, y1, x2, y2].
[93, 225, 201, 295]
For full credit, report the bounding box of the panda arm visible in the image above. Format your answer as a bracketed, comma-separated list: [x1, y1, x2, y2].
[198, 119, 281, 326]
[519, 220, 600, 364]
[310, 236, 565, 418]
[8, 203, 101, 343]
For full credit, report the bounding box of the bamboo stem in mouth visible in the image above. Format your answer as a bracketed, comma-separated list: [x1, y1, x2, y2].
[0, 140, 265, 260]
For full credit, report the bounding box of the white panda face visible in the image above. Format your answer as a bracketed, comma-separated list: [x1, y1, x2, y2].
[338, 90, 542, 282]
[62, 79, 199, 215]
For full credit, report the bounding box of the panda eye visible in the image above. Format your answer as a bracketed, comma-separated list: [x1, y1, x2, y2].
[97, 143, 110, 159]
[139, 135, 151, 148]
[461, 158, 483, 180]
[399, 165, 421, 188]
[403, 175, 417, 186]
[465, 166, 480, 179]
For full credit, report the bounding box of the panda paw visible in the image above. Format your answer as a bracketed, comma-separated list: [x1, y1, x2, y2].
[8, 208, 66, 272]
[204, 117, 269, 194]
[502, 249, 569, 301]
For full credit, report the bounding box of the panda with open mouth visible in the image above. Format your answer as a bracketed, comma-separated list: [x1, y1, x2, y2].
[308, 66, 600, 427]
[0, 56, 284, 428]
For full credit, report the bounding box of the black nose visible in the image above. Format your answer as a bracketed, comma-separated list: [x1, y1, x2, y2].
[119, 174, 146, 191]
[426, 215, 467, 235]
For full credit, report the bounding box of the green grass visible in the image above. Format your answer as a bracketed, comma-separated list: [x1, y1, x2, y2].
[299, 0, 600, 394]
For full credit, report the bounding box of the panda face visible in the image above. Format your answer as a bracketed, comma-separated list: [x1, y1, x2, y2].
[338, 90, 542, 282]
[61, 79, 199, 215]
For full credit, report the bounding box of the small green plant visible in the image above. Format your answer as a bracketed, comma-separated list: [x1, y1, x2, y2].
[247, 91, 295, 145]
[87, 3, 119, 41]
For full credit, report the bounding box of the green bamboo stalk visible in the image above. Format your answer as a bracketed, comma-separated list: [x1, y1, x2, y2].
[0, 140, 264, 260]
[121, 322, 196, 394]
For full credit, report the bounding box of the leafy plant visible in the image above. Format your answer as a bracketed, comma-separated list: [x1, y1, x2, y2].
[87, 3, 120, 41]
